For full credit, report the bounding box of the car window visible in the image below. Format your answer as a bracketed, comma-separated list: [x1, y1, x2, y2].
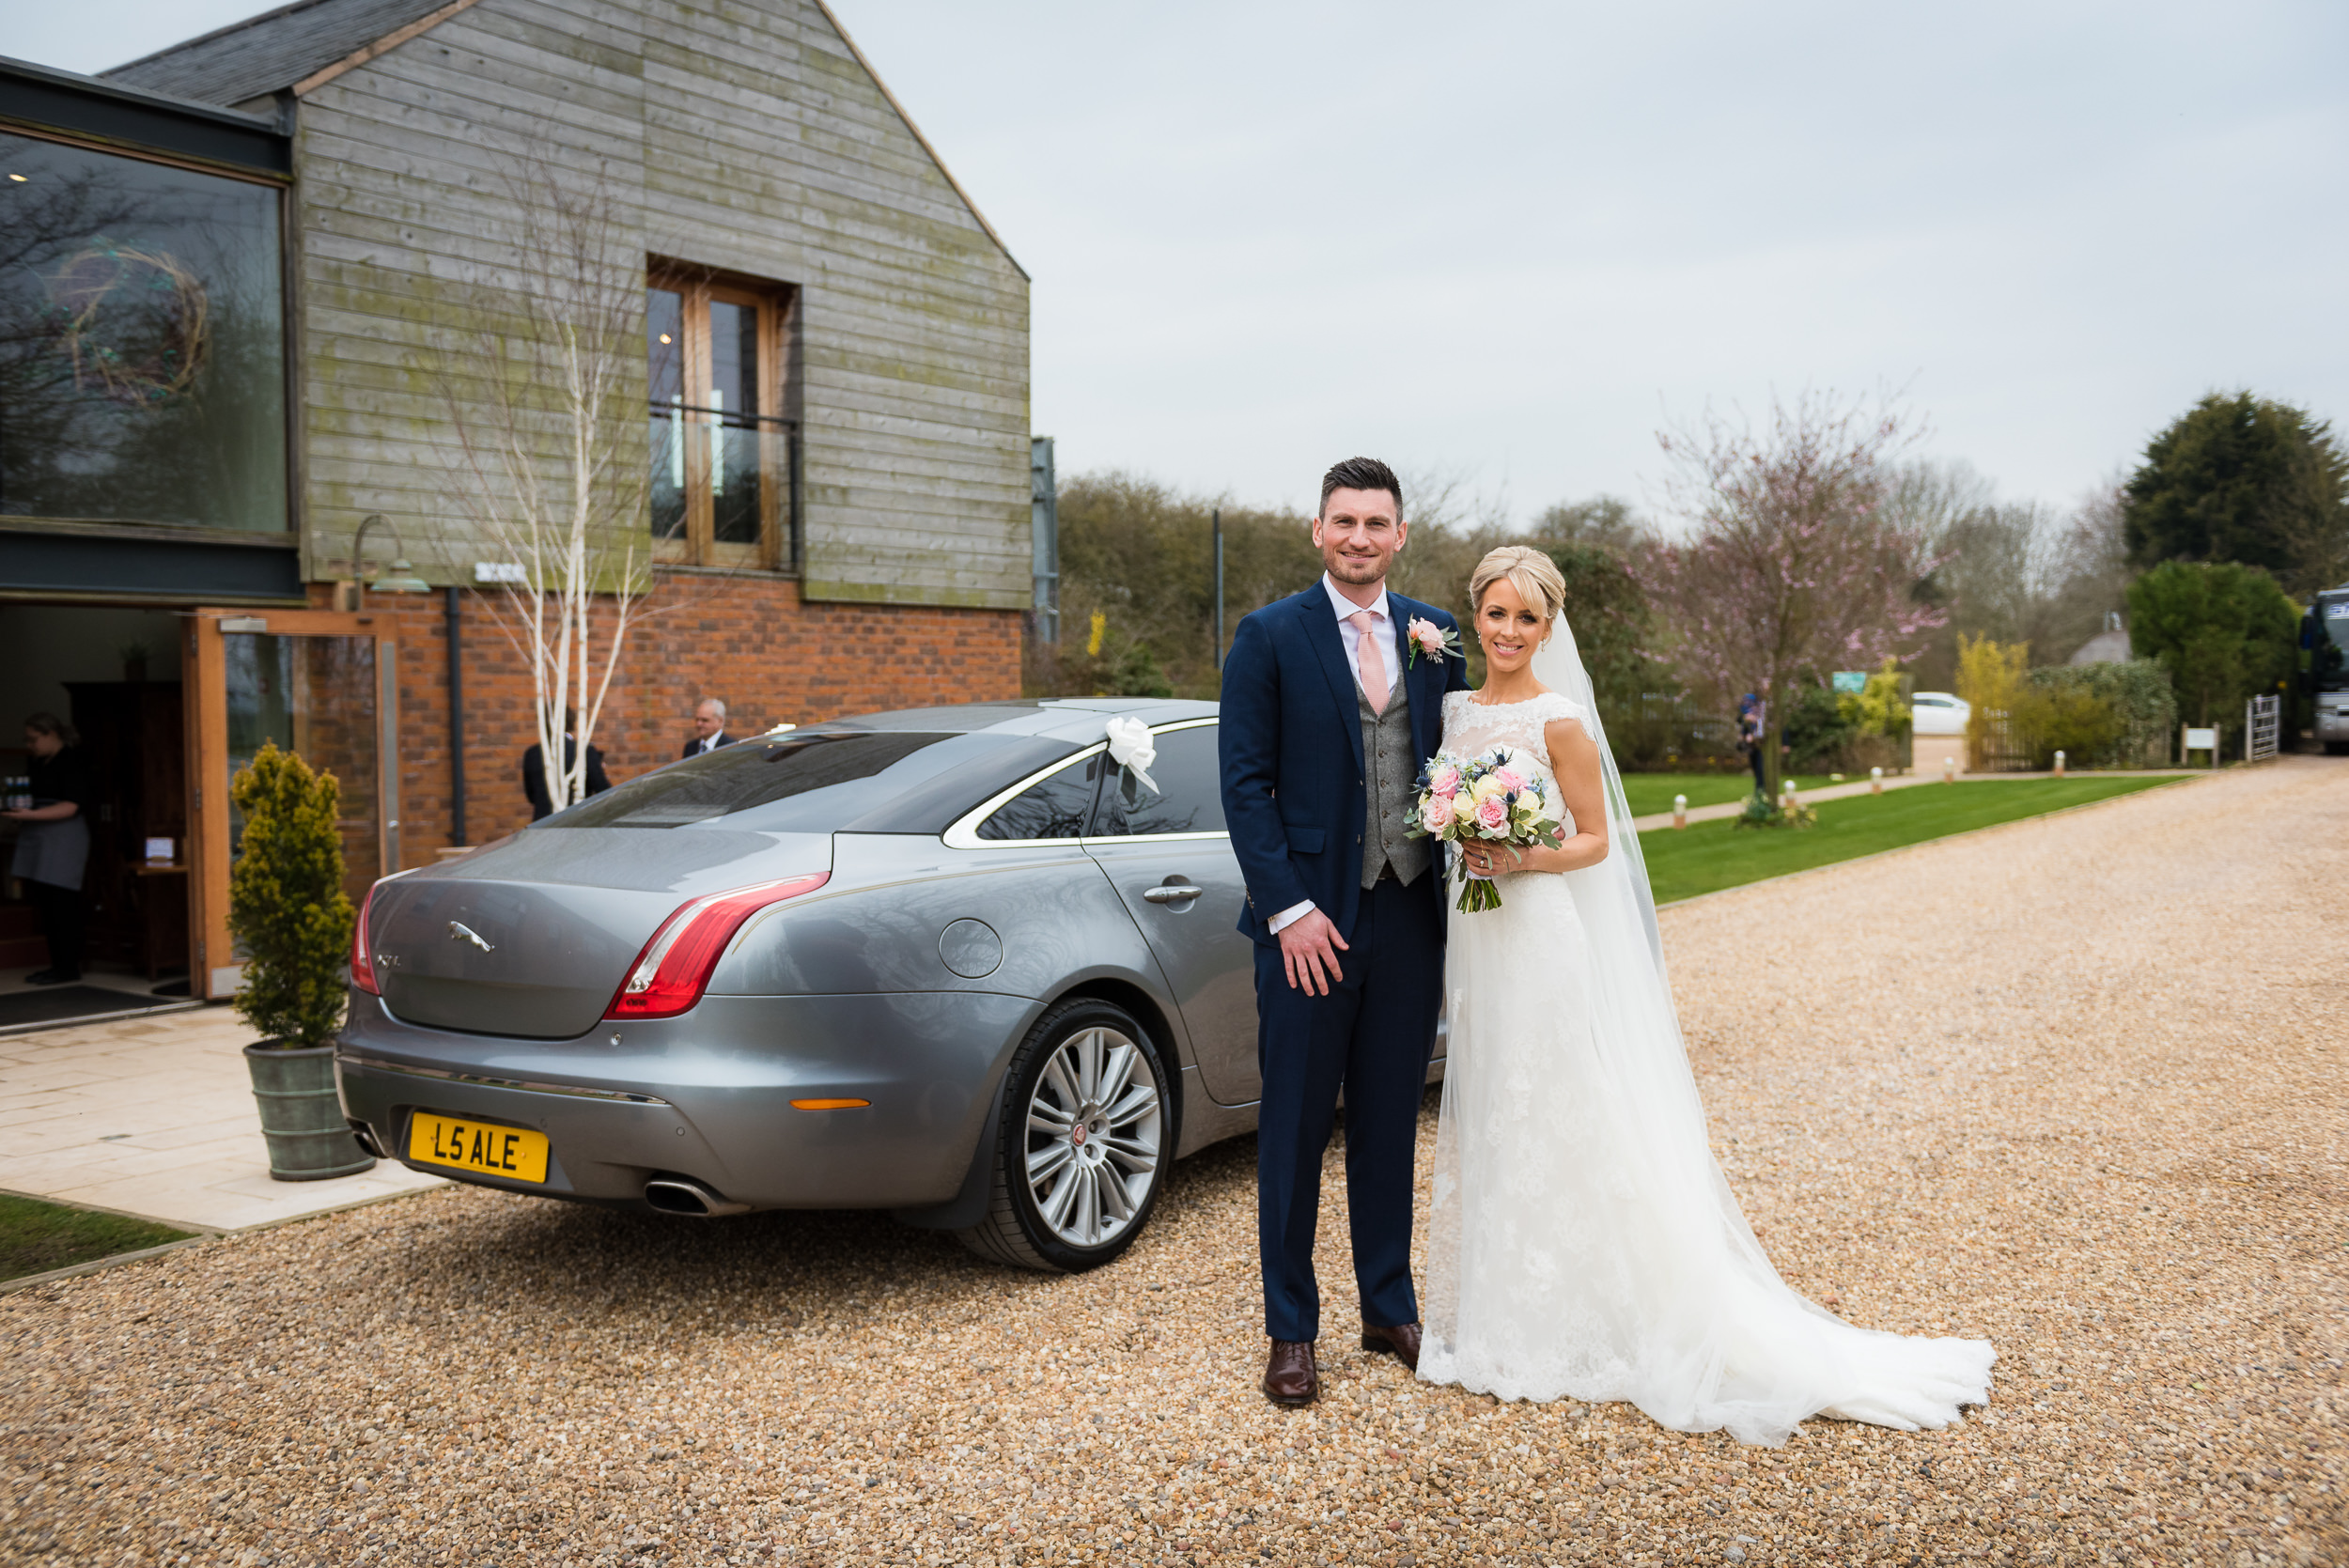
[1095, 723, 1225, 837]
[975, 752, 1106, 841]
[544, 730, 950, 830]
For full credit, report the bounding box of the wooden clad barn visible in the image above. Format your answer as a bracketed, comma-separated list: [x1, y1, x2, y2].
[0, 0, 1031, 999]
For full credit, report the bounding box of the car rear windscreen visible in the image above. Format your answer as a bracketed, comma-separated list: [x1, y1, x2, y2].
[537, 729, 1080, 833]
[543, 732, 949, 830]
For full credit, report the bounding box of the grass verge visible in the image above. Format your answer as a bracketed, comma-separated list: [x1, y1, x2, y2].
[0, 1192, 195, 1283]
[1639, 775, 2182, 907]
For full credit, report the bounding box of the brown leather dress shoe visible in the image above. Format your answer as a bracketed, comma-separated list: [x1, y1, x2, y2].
[1263, 1340, 1319, 1406]
[1360, 1320, 1423, 1372]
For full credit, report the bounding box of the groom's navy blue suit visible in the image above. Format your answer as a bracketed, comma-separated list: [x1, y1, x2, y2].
[1220, 584, 1470, 1344]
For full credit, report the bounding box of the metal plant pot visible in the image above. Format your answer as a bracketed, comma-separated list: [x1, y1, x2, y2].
[244, 1042, 376, 1182]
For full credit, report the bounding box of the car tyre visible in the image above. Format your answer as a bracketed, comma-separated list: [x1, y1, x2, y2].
[958, 998, 1174, 1274]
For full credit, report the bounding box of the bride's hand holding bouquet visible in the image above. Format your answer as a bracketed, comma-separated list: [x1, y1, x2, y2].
[1408, 746, 1565, 912]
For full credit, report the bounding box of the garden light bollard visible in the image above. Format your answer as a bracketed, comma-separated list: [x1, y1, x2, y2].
[1943, 755, 1956, 784]
[1870, 766, 1883, 796]
[2054, 750, 2066, 778]
[1672, 793, 1688, 830]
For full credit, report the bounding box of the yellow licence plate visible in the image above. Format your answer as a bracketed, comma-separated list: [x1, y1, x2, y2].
[409, 1112, 550, 1184]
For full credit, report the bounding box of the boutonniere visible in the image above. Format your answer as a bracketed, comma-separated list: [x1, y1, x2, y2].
[1406, 616, 1463, 669]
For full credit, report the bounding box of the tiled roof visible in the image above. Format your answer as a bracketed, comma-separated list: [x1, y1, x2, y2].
[101, 0, 452, 106]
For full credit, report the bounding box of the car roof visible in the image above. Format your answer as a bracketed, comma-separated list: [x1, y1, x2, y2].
[783, 697, 1217, 745]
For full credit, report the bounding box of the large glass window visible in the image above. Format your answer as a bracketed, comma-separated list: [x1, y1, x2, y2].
[0, 132, 286, 532]
[646, 269, 797, 569]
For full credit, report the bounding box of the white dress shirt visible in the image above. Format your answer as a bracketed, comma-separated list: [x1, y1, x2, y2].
[1268, 575, 1393, 935]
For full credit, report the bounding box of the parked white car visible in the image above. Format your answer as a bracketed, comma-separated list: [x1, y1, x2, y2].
[1911, 691, 1971, 736]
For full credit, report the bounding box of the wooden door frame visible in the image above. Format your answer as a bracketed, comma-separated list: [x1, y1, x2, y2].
[183, 607, 400, 1001]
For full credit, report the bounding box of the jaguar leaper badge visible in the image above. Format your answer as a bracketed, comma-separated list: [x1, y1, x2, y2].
[446, 921, 494, 954]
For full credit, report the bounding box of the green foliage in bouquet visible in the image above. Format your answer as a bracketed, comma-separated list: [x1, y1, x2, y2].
[228, 742, 356, 1048]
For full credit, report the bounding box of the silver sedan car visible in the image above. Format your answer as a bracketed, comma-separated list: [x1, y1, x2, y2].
[337, 699, 1283, 1272]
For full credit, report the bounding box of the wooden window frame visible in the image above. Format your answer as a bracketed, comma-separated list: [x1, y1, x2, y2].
[648, 265, 800, 572]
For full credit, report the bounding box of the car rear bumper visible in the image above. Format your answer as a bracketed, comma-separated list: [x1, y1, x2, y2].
[335, 990, 1034, 1211]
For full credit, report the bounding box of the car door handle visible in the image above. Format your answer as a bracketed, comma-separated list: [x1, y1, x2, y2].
[1142, 884, 1203, 904]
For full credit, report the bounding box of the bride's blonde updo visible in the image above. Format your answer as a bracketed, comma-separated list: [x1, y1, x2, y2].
[1468, 545, 1566, 630]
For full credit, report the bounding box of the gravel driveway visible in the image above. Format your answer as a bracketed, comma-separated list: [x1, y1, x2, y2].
[6, 758, 2343, 1568]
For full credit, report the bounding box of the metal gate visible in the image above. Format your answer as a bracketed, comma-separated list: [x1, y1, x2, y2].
[2246, 693, 2281, 763]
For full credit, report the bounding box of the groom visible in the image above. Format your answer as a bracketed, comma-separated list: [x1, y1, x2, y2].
[1219, 457, 1470, 1406]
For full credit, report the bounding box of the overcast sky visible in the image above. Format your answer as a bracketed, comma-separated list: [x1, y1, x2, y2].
[11, 1, 2346, 525]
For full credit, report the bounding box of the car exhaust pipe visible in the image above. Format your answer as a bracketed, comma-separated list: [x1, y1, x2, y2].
[346, 1119, 386, 1159]
[644, 1176, 751, 1218]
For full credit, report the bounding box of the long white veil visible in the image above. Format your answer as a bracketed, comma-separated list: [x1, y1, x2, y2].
[1530, 611, 1664, 977]
[1421, 612, 1995, 1444]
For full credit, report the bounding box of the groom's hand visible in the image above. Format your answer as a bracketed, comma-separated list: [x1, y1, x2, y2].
[1278, 908, 1348, 996]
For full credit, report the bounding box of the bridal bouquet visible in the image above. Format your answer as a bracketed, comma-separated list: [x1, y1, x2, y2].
[1407, 748, 1565, 912]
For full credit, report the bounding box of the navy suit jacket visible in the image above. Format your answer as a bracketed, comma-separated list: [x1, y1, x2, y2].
[1219, 585, 1471, 949]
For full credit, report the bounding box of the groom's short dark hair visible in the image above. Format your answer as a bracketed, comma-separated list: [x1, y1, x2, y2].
[1319, 457, 1403, 519]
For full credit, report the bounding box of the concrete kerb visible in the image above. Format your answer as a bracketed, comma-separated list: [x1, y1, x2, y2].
[0, 1235, 212, 1296]
[0, 1176, 451, 1296]
[1651, 769, 2211, 913]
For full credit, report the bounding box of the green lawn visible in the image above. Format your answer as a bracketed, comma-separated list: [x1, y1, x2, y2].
[0, 1192, 194, 1283]
[1637, 776, 2182, 906]
[1620, 770, 1853, 818]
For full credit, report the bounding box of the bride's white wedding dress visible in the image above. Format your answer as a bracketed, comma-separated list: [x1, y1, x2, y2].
[1417, 624, 1995, 1446]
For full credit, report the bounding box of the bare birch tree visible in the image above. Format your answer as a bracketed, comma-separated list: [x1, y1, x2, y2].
[426, 153, 650, 814]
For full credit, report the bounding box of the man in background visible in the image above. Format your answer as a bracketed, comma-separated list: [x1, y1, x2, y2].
[522, 709, 612, 821]
[683, 697, 736, 758]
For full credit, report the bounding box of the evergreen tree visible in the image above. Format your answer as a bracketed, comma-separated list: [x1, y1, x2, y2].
[2123, 392, 2349, 595]
[2123, 561, 2298, 744]
[228, 742, 356, 1048]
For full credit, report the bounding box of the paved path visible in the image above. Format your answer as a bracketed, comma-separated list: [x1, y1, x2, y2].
[2, 755, 2340, 1568]
[1628, 766, 2202, 831]
[0, 1005, 442, 1233]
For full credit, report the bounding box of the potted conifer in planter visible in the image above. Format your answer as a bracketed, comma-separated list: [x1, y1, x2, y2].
[230, 741, 376, 1181]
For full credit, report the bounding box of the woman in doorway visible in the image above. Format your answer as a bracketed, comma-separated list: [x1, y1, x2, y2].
[5, 712, 92, 985]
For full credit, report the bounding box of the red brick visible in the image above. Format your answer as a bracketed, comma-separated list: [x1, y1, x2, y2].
[312, 578, 1020, 862]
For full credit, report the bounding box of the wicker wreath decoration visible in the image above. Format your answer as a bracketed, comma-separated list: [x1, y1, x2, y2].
[43, 242, 211, 404]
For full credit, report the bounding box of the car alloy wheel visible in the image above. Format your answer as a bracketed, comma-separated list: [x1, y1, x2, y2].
[1022, 1022, 1161, 1247]
[959, 998, 1174, 1272]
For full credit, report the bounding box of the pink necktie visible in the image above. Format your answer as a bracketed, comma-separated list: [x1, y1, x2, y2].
[1348, 611, 1389, 712]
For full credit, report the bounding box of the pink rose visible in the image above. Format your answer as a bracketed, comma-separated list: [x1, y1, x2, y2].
[1492, 768, 1526, 794]
[1428, 764, 1463, 798]
[1421, 796, 1455, 833]
[1474, 797, 1508, 831]
[1408, 617, 1445, 656]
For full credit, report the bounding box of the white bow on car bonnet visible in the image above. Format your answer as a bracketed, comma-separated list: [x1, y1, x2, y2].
[1102, 716, 1159, 793]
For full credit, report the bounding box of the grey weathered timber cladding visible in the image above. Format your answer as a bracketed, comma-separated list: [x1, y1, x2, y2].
[107, 0, 1032, 612]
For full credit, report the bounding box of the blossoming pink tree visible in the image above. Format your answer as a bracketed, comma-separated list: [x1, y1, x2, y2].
[1642, 389, 1946, 802]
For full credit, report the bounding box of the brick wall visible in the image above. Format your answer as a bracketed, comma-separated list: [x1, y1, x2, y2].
[316, 575, 1022, 862]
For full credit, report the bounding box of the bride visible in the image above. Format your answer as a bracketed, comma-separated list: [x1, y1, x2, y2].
[1416, 546, 1995, 1445]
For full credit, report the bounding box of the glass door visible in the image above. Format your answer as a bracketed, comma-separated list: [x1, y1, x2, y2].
[185, 609, 399, 1000]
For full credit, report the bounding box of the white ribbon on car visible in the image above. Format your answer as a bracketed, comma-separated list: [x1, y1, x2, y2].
[1103, 716, 1159, 793]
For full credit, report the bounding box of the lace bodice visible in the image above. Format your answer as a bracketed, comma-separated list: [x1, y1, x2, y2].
[1439, 689, 1595, 783]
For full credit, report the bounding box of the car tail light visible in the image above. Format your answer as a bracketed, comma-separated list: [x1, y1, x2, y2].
[604, 873, 830, 1020]
[351, 881, 381, 996]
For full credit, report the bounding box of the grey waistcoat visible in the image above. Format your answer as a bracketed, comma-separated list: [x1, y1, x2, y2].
[1359, 676, 1429, 889]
